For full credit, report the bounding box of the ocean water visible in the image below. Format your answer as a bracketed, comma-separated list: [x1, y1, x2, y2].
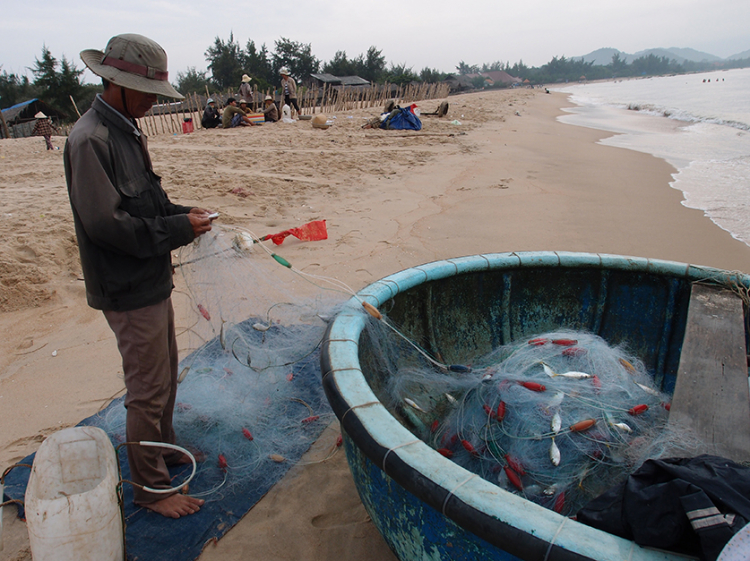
[554, 68, 750, 248]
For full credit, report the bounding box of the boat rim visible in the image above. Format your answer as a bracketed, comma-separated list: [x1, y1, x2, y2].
[321, 251, 748, 561]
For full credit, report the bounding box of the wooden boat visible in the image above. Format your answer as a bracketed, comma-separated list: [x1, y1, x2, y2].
[320, 252, 750, 561]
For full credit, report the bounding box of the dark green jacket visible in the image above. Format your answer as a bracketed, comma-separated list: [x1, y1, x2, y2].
[65, 95, 195, 311]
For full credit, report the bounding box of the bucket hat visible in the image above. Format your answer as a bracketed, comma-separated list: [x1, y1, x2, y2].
[279, 67, 290, 75]
[264, 95, 273, 101]
[80, 33, 184, 99]
[241, 74, 252, 83]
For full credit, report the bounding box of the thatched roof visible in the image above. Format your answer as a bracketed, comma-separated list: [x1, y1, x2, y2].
[1, 99, 66, 124]
[481, 71, 521, 85]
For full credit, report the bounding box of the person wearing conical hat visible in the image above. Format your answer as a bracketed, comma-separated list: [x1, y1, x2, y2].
[64, 33, 212, 519]
[239, 74, 253, 103]
[279, 67, 301, 118]
[31, 111, 56, 150]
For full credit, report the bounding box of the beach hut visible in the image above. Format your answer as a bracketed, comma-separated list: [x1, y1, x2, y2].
[481, 71, 521, 88]
[0, 99, 65, 139]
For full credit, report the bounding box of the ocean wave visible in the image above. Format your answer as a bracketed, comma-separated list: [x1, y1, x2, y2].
[625, 103, 750, 131]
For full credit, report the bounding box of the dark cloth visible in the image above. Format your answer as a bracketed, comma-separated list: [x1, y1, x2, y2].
[104, 298, 181, 504]
[577, 455, 750, 560]
[201, 105, 221, 128]
[64, 95, 194, 312]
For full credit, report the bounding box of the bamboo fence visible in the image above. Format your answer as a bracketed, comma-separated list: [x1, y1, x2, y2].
[136, 81, 451, 137]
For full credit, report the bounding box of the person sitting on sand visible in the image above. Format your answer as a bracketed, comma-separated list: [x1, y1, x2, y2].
[201, 98, 221, 129]
[239, 99, 253, 117]
[263, 95, 278, 122]
[32, 111, 57, 150]
[222, 97, 255, 128]
[65, 32, 211, 519]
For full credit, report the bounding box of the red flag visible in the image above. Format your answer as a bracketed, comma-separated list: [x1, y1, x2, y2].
[264, 220, 328, 245]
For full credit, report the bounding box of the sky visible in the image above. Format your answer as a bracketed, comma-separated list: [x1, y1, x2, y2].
[2, 0, 749, 85]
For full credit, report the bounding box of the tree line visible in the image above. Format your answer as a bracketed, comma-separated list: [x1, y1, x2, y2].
[179, 33, 449, 94]
[456, 53, 750, 84]
[3, 36, 749, 124]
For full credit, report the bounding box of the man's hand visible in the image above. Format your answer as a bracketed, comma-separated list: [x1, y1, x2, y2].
[188, 208, 212, 237]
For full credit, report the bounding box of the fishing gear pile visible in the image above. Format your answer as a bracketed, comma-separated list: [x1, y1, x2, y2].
[96, 224, 344, 500]
[378, 329, 706, 516]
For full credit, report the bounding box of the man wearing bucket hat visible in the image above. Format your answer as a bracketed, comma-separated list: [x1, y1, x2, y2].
[64, 33, 210, 518]
[279, 67, 301, 118]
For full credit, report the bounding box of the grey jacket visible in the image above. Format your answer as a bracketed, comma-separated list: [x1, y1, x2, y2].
[64, 95, 195, 311]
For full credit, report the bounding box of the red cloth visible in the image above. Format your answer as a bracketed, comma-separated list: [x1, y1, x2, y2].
[266, 220, 327, 245]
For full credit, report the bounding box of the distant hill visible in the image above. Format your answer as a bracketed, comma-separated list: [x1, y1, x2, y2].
[728, 49, 750, 60]
[576, 48, 623, 66]
[575, 47, 737, 66]
[632, 47, 722, 63]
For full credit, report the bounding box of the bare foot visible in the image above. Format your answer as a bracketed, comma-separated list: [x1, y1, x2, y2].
[140, 494, 204, 518]
[165, 449, 205, 466]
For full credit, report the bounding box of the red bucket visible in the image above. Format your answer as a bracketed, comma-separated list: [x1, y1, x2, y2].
[182, 118, 194, 134]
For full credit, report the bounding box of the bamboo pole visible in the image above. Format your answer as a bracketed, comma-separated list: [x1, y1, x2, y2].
[69, 95, 82, 119]
[0, 106, 11, 139]
[170, 99, 180, 134]
[189, 93, 198, 131]
[158, 103, 168, 135]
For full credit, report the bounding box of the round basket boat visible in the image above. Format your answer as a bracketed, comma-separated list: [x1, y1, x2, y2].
[320, 251, 749, 561]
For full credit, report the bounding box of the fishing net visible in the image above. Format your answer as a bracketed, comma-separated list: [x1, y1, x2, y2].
[366, 322, 709, 516]
[93, 223, 347, 501]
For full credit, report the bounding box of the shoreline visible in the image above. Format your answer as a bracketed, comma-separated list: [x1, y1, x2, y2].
[554, 70, 750, 251]
[2, 87, 750, 560]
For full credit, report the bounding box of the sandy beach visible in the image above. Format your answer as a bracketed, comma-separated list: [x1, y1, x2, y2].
[3, 87, 750, 560]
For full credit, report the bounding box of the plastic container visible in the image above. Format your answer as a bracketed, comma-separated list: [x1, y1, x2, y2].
[182, 118, 194, 134]
[25, 426, 123, 561]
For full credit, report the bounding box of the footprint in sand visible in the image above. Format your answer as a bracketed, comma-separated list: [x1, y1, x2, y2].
[311, 505, 370, 529]
[15, 244, 38, 263]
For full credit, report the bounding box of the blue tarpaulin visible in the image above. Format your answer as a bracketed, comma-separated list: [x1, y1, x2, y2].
[3, 340, 332, 561]
[380, 107, 422, 131]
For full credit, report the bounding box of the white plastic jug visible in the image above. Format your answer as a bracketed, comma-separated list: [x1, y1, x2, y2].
[25, 426, 123, 561]
[281, 104, 293, 122]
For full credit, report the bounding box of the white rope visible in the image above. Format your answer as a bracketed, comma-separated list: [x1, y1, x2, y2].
[340, 401, 381, 424]
[137, 442, 196, 494]
[543, 516, 568, 561]
[381, 439, 422, 472]
[441, 474, 478, 516]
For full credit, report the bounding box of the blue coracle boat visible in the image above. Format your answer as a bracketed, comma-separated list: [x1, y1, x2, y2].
[320, 252, 749, 561]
